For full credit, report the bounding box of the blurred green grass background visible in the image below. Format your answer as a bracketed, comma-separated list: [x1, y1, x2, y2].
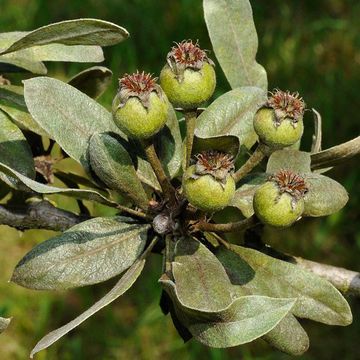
[0, 0, 359, 359]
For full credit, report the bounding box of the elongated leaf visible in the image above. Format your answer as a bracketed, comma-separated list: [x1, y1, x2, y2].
[195, 87, 266, 150]
[193, 134, 240, 157]
[24, 77, 123, 172]
[136, 104, 182, 188]
[30, 236, 157, 359]
[0, 85, 48, 136]
[172, 237, 233, 312]
[203, 0, 267, 90]
[216, 245, 352, 326]
[0, 55, 47, 74]
[262, 314, 309, 356]
[69, 66, 112, 99]
[0, 32, 104, 63]
[1, 19, 129, 55]
[89, 133, 148, 208]
[12, 217, 149, 290]
[266, 150, 311, 174]
[0, 161, 117, 207]
[161, 276, 295, 348]
[303, 174, 348, 217]
[0, 110, 35, 185]
[0, 317, 11, 334]
[230, 173, 267, 217]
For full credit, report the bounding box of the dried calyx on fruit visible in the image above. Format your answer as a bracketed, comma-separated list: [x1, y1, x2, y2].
[183, 151, 235, 213]
[112, 71, 169, 139]
[160, 40, 216, 109]
[253, 169, 308, 228]
[254, 89, 306, 148]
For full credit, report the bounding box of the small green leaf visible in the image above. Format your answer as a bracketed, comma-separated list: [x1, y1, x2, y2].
[0, 317, 11, 334]
[0, 55, 47, 74]
[0, 85, 48, 136]
[12, 217, 150, 290]
[266, 150, 311, 174]
[193, 134, 240, 157]
[203, 0, 267, 90]
[0, 19, 129, 55]
[262, 314, 309, 356]
[29, 236, 157, 359]
[217, 245, 352, 326]
[24, 77, 124, 173]
[0, 161, 117, 207]
[172, 237, 234, 312]
[89, 133, 148, 208]
[0, 110, 35, 185]
[68, 66, 112, 99]
[230, 173, 267, 218]
[303, 174, 349, 217]
[195, 87, 266, 150]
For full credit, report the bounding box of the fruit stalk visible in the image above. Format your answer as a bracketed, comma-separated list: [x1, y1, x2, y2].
[184, 110, 197, 169]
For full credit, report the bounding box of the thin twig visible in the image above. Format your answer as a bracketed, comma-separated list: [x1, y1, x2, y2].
[116, 204, 152, 221]
[311, 136, 360, 170]
[142, 140, 177, 204]
[194, 215, 258, 233]
[184, 110, 197, 169]
[233, 144, 268, 183]
[294, 257, 360, 297]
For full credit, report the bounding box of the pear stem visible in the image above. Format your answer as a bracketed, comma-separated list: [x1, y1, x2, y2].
[184, 110, 197, 169]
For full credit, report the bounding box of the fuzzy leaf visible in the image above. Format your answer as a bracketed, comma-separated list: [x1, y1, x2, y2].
[30, 236, 158, 359]
[216, 245, 352, 326]
[193, 134, 240, 157]
[203, 0, 267, 90]
[262, 314, 309, 356]
[266, 150, 311, 174]
[0, 19, 129, 55]
[195, 87, 266, 150]
[230, 173, 267, 218]
[0, 110, 35, 185]
[12, 217, 149, 290]
[0, 317, 11, 334]
[68, 66, 112, 99]
[161, 276, 295, 348]
[0, 55, 47, 74]
[89, 133, 148, 208]
[0, 161, 117, 207]
[0, 85, 48, 136]
[172, 237, 234, 312]
[24, 77, 123, 173]
[303, 174, 349, 217]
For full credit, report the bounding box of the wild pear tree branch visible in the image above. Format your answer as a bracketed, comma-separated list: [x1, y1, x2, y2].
[311, 135, 360, 170]
[0, 200, 87, 232]
[194, 215, 258, 233]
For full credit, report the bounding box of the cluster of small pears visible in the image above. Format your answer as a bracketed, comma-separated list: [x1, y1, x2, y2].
[112, 40, 309, 229]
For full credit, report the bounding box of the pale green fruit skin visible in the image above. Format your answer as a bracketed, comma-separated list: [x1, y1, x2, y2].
[183, 165, 235, 213]
[253, 182, 304, 228]
[112, 92, 169, 139]
[253, 108, 304, 148]
[160, 63, 216, 109]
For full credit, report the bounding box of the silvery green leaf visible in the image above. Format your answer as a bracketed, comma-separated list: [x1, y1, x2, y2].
[266, 150, 311, 174]
[0, 110, 35, 186]
[24, 77, 124, 173]
[0, 19, 129, 55]
[203, 0, 267, 90]
[29, 237, 157, 359]
[303, 174, 348, 217]
[193, 134, 240, 157]
[0, 85, 48, 136]
[0, 55, 47, 74]
[195, 87, 266, 150]
[12, 217, 150, 290]
[68, 66, 112, 99]
[89, 133, 148, 208]
[216, 245, 352, 326]
[0, 161, 117, 207]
